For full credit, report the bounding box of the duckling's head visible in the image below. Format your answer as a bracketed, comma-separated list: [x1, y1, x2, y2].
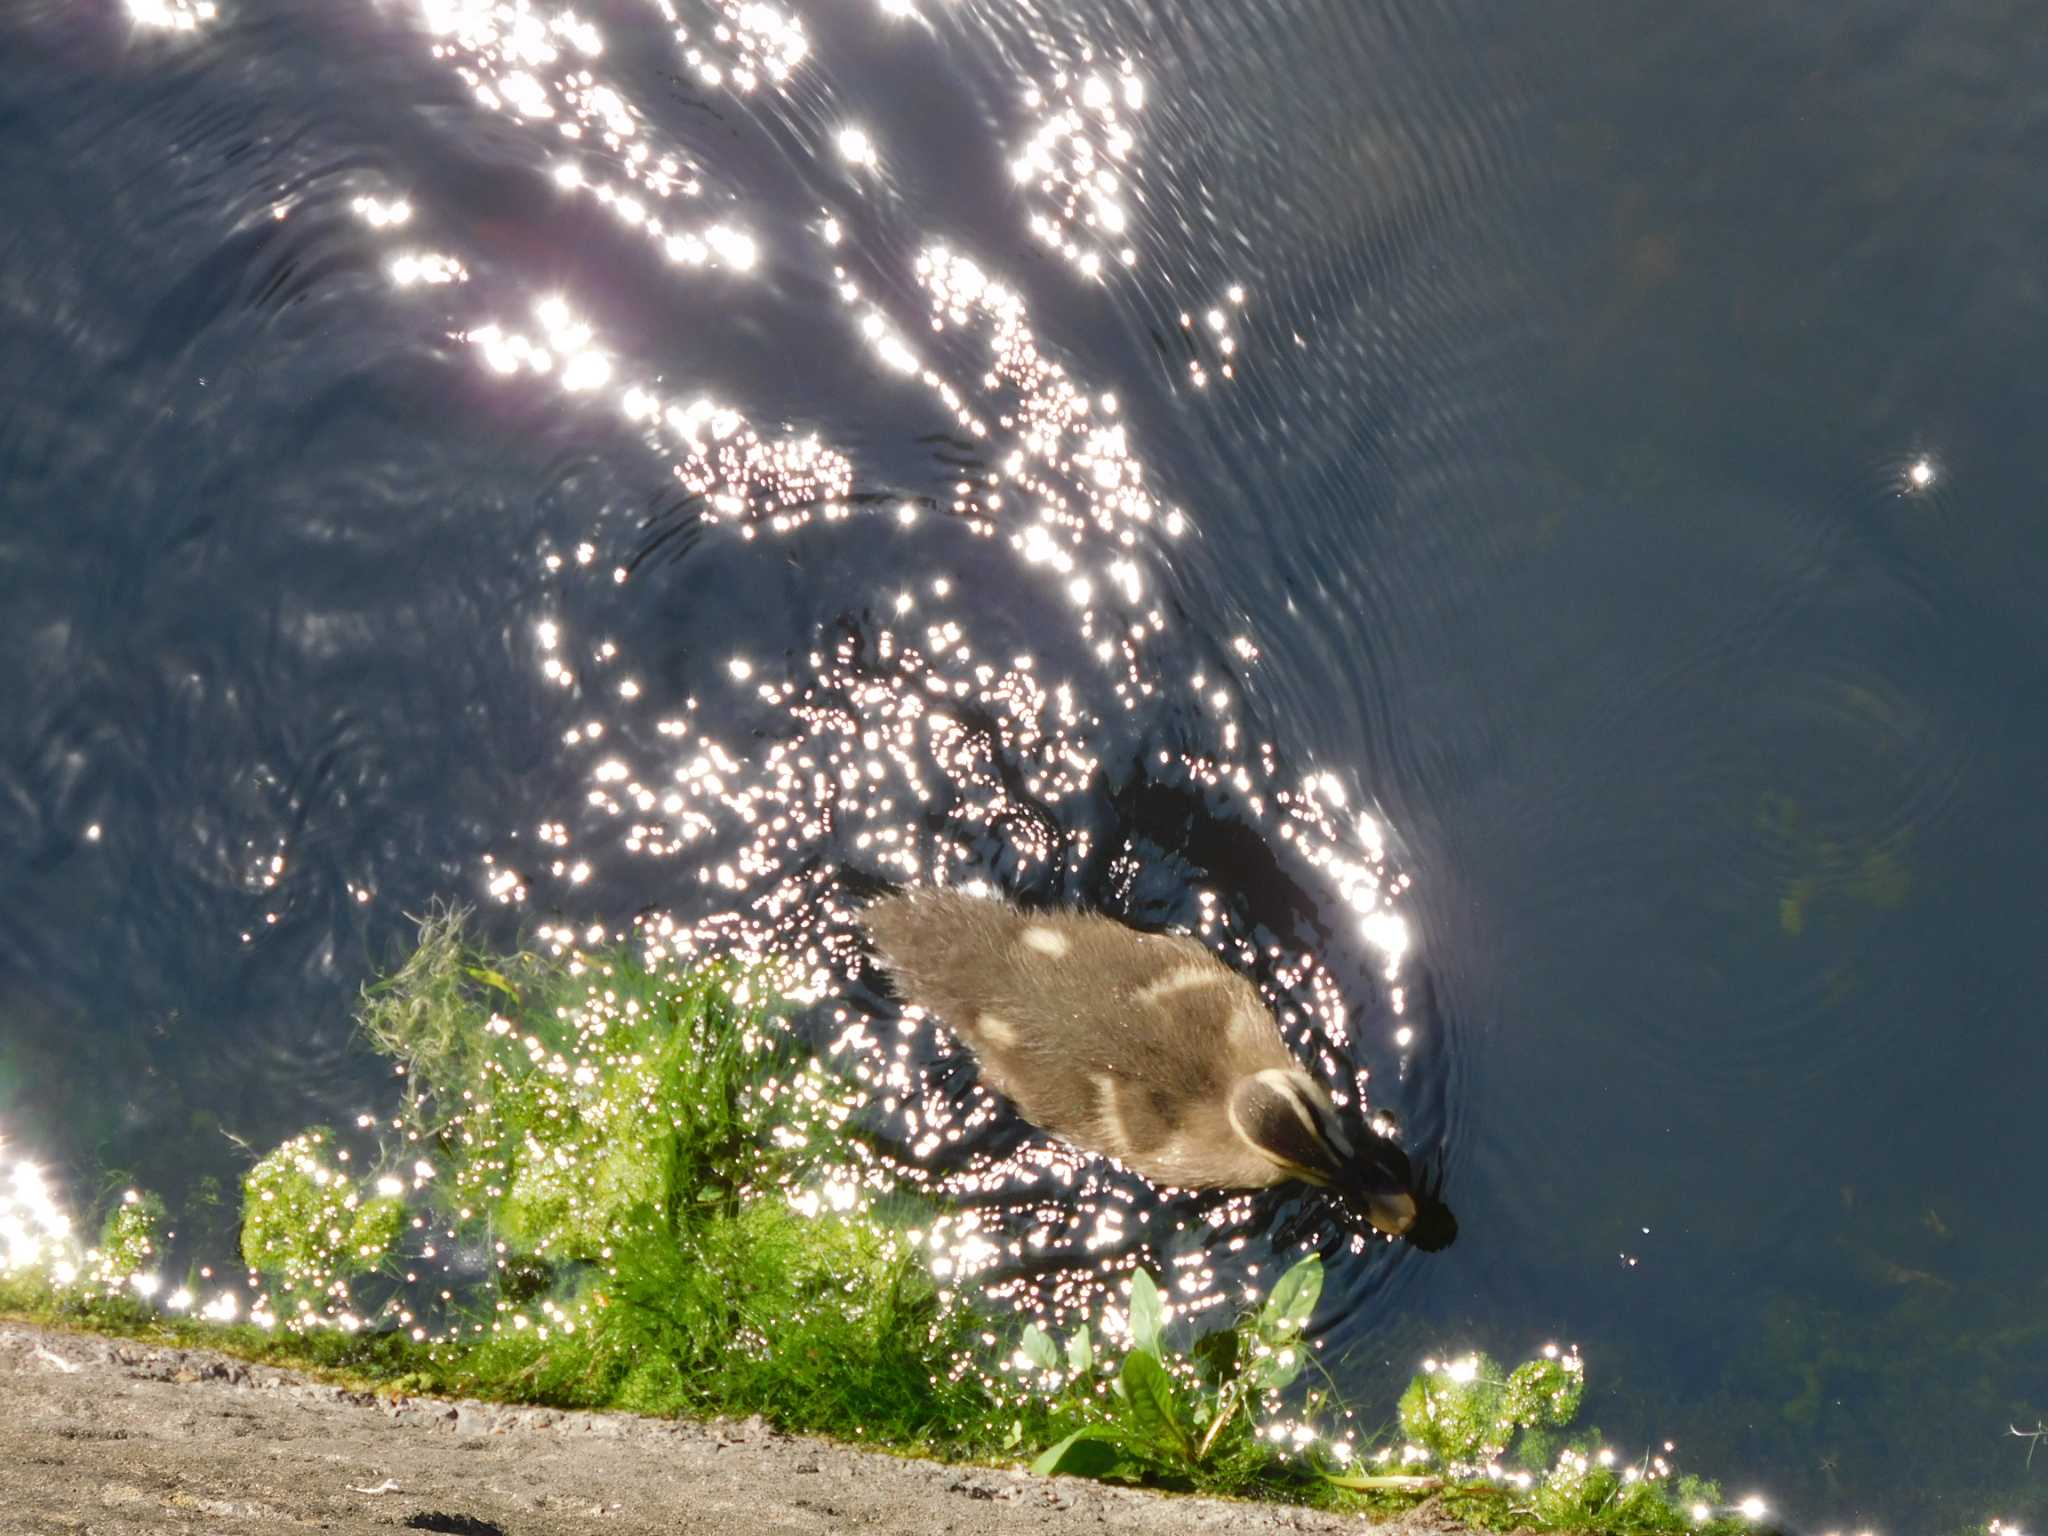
[1226, 1068, 1419, 1238]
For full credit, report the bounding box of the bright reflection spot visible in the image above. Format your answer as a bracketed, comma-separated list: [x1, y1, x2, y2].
[706, 225, 758, 270]
[837, 127, 877, 168]
[1359, 911, 1409, 976]
[561, 350, 612, 392]
[1909, 457, 1935, 489]
[1738, 1497, 1769, 1520]
[126, 0, 218, 30]
[1, 1143, 77, 1276]
[390, 252, 468, 286]
[352, 196, 414, 228]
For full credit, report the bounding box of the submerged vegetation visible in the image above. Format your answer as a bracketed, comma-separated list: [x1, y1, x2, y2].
[1, 908, 1783, 1532]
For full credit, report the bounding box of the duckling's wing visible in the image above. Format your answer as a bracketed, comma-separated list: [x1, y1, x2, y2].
[859, 891, 1293, 1187]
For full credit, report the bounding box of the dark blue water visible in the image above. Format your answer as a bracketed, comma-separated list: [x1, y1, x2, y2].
[5, 0, 2047, 1528]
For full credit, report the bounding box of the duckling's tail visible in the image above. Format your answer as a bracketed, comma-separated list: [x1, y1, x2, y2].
[854, 885, 1015, 1022]
[853, 889, 921, 971]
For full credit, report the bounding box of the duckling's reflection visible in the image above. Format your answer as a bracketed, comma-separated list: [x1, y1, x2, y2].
[858, 885, 1456, 1253]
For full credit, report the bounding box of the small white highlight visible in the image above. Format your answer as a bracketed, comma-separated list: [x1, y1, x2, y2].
[837, 127, 877, 168]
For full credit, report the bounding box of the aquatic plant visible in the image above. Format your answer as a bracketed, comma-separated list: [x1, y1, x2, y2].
[95, 1188, 168, 1286]
[1025, 1259, 1329, 1491]
[339, 907, 999, 1444]
[1349, 1345, 1735, 1532]
[1013, 1255, 1745, 1533]
[239, 1129, 403, 1322]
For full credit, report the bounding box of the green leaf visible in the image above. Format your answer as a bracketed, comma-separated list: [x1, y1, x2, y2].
[1120, 1348, 1192, 1461]
[1248, 1338, 1306, 1393]
[1031, 1427, 1125, 1478]
[1258, 1254, 1322, 1341]
[1191, 1327, 1240, 1385]
[1066, 1322, 1094, 1377]
[1127, 1267, 1166, 1359]
[1323, 1472, 1445, 1493]
[465, 965, 520, 1000]
[1020, 1322, 1059, 1372]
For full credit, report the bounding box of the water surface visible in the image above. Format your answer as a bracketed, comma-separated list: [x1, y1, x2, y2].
[4, 0, 2046, 1528]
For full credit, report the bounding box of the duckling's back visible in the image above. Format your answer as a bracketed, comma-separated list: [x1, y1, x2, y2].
[859, 887, 1295, 1188]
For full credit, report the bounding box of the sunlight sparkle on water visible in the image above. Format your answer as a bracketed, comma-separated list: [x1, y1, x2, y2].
[837, 126, 878, 168]
[1, 1144, 76, 1276]
[390, 252, 468, 286]
[351, 196, 413, 228]
[406, 0, 814, 278]
[126, 0, 218, 31]
[410, 2, 1438, 1338]
[1012, 62, 1145, 277]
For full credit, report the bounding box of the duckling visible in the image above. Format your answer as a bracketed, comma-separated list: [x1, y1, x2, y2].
[859, 886, 1425, 1238]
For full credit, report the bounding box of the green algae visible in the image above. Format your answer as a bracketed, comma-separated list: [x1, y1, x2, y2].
[96, 1188, 169, 1280]
[1755, 791, 1912, 939]
[240, 1127, 404, 1314]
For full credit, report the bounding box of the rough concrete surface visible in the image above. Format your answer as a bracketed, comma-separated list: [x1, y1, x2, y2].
[0, 1322, 1464, 1536]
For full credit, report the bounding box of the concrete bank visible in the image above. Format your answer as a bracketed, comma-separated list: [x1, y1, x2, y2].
[0, 1323, 1463, 1536]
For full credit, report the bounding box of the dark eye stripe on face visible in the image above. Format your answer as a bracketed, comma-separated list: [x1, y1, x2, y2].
[1313, 1102, 1354, 1159]
[1279, 1074, 1353, 1161]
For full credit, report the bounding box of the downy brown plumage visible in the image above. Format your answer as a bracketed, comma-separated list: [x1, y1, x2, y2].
[860, 886, 1421, 1236]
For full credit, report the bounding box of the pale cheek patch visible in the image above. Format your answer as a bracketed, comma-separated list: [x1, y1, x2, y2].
[1139, 964, 1218, 1003]
[977, 1013, 1019, 1047]
[1093, 1074, 1128, 1150]
[1020, 925, 1070, 958]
